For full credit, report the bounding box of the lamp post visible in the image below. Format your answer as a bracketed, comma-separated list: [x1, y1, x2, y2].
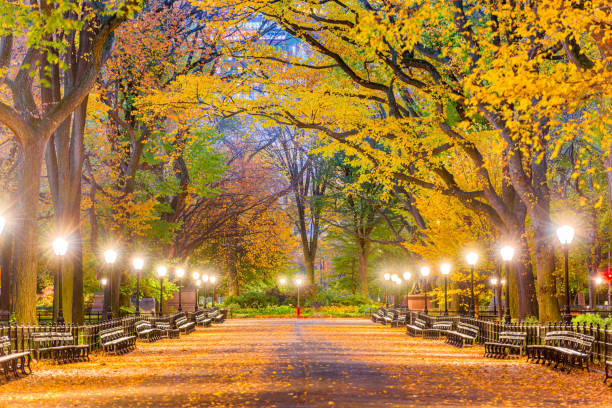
[210, 276, 217, 307]
[202, 274, 209, 308]
[594, 277, 603, 308]
[420, 266, 430, 315]
[403, 271, 411, 311]
[175, 267, 185, 312]
[192, 272, 200, 311]
[466, 252, 478, 317]
[157, 266, 167, 317]
[196, 279, 201, 310]
[0, 215, 7, 323]
[103, 249, 117, 321]
[490, 277, 498, 317]
[383, 273, 391, 307]
[52, 237, 69, 325]
[556, 225, 575, 325]
[295, 277, 303, 317]
[132, 257, 144, 316]
[391, 274, 399, 307]
[440, 263, 451, 316]
[500, 246, 514, 324]
[394, 278, 402, 307]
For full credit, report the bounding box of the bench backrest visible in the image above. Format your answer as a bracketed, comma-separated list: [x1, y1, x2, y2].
[32, 331, 74, 348]
[457, 322, 479, 337]
[432, 321, 453, 330]
[0, 335, 11, 356]
[175, 317, 187, 326]
[135, 321, 152, 332]
[499, 331, 527, 346]
[99, 327, 124, 344]
[543, 331, 595, 353]
[414, 318, 427, 328]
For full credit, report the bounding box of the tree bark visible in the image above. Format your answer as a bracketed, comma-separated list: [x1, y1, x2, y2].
[14, 140, 45, 324]
[356, 238, 370, 298]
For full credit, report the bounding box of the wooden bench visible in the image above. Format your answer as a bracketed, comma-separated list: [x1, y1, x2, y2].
[446, 322, 479, 348]
[207, 309, 225, 324]
[424, 321, 453, 339]
[526, 331, 594, 373]
[484, 331, 526, 358]
[406, 318, 427, 336]
[371, 308, 386, 323]
[135, 321, 161, 342]
[99, 327, 136, 355]
[381, 310, 397, 325]
[175, 316, 196, 334]
[31, 331, 89, 363]
[193, 311, 212, 327]
[392, 313, 407, 327]
[156, 321, 179, 338]
[605, 360, 612, 386]
[0, 336, 31, 381]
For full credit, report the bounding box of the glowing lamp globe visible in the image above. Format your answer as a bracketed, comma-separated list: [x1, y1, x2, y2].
[202, 274, 209, 283]
[104, 249, 117, 264]
[157, 266, 167, 277]
[279, 277, 286, 285]
[192, 272, 200, 280]
[176, 268, 185, 278]
[101, 278, 108, 286]
[420, 266, 430, 277]
[132, 257, 144, 271]
[53, 237, 69, 256]
[466, 252, 478, 266]
[556, 225, 575, 245]
[490, 277, 498, 285]
[383, 273, 390, 281]
[440, 263, 451, 275]
[500, 246, 515, 262]
[209, 276, 216, 284]
[403, 271, 411, 281]
[295, 278, 303, 286]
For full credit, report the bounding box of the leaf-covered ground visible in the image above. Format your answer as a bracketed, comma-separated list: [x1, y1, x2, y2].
[0, 318, 610, 407]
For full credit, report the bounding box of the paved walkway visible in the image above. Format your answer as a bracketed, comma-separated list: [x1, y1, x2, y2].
[0, 318, 610, 407]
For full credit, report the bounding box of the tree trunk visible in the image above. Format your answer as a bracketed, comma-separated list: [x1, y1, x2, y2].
[0, 230, 13, 319]
[515, 234, 539, 318]
[533, 223, 560, 322]
[15, 141, 45, 324]
[304, 256, 315, 286]
[356, 238, 369, 298]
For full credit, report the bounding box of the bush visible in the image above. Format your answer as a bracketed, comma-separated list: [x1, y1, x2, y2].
[223, 291, 281, 308]
[573, 313, 612, 327]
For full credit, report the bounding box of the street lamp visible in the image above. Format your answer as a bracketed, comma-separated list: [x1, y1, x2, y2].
[500, 246, 514, 324]
[0, 215, 6, 322]
[103, 249, 117, 321]
[383, 273, 391, 307]
[202, 274, 209, 308]
[490, 277, 498, 317]
[556, 225, 575, 325]
[440, 263, 451, 316]
[157, 266, 167, 317]
[279, 277, 286, 286]
[403, 271, 411, 311]
[192, 272, 200, 311]
[210, 275, 217, 307]
[52, 237, 69, 324]
[595, 276, 603, 308]
[466, 252, 478, 317]
[295, 277, 303, 317]
[420, 266, 430, 315]
[394, 278, 402, 308]
[132, 257, 144, 316]
[196, 279, 201, 311]
[176, 267, 185, 312]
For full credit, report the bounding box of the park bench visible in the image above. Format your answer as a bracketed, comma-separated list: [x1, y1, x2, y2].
[135, 321, 161, 342]
[446, 322, 479, 348]
[381, 310, 397, 326]
[208, 309, 225, 323]
[175, 316, 196, 334]
[526, 331, 594, 373]
[99, 326, 136, 355]
[31, 331, 89, 363]
[392, 312, 407, 327]
[406, 318, 428, 337]
[484, 331, 527, 359]
[423, 321, 453, 339]
[192, 311, 212, 327]
[371, 308, 386, 323]
[605, 360, 612, 386]
[0, 336, 31, 381]
[156, 321, 179, 338]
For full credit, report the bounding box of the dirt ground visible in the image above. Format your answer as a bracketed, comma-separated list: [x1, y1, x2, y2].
[0, 318, 610, 407]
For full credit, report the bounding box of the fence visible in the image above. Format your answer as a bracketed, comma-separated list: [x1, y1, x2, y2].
[0, 311, 186, 354]
[369, 306, 612, 368]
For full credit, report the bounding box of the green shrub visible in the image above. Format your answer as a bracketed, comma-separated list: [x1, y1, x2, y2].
[573, 313, 612, 327]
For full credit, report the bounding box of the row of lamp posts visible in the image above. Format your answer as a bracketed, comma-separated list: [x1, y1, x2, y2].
[380, 224, 577, 323]
[49, 239, 219, 323]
